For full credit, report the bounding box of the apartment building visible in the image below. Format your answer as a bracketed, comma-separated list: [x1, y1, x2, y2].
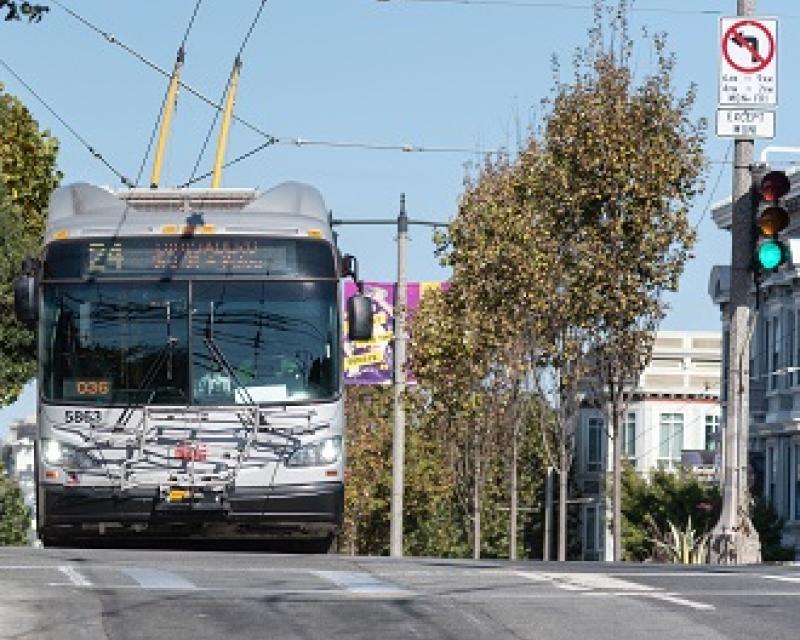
[576, 331, 722, 561]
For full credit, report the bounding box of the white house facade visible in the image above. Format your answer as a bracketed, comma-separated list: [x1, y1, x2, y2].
[576, 331, 722, 561]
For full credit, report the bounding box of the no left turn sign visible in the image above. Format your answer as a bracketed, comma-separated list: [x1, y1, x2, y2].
[718, 17, 777, 107]
[722, 20, 775, 73]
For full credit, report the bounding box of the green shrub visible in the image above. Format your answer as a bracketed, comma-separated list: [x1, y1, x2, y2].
[0, 462, 30, 545]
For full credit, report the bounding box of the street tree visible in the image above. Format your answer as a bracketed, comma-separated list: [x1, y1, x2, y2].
[342, 385, 463, 556]
[0, 84, 61, 406]
[411, 0, 705, 562]
[540, 0, 705, 560]
[411, 152, 556, 559]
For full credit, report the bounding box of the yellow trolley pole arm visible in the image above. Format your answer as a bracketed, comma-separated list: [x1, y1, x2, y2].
[150, 48, 185, 188]
[211, 56, 242, 189]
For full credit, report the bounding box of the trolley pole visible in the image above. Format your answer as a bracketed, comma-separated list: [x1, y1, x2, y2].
[711, 0, 761, 565]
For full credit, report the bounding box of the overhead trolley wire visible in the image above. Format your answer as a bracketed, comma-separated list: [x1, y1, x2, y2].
[52, 0, 494, 181]
[180, 0, 204, 49]
[136, 0, 205, 186]
[381, 0, 800, 19]
[188, 0, 269, 186]
[51, 0, 278, 146]
[236, 0, 269, 58]
[0, 56, 134, 187]
[693, 141, 732, 231]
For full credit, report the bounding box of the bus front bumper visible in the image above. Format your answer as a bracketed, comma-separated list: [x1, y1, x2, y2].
[39, 482, 343, 538]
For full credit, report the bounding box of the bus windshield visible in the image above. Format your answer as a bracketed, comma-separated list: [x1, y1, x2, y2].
[41, 281, 339, 406]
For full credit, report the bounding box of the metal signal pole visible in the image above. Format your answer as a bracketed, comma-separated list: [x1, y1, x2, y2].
[711, 0, 761, 564]
[332, 197, 447, 559]
[391, 196, 409, 558]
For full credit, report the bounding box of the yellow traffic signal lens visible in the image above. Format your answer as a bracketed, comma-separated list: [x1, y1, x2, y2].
[758, 206, 790, 236]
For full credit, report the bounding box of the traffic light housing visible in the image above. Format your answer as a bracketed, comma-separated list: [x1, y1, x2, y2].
[755, 169, 791, 272]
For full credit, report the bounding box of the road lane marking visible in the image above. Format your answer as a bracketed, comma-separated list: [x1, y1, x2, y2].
[761, 574, 800, 583]
[641, 592, 715, 611]
[58, 565, 92, 587]
[516, 571, 655, 592]
[515, 571, 590, 591]
[517, 571, 714, 611]
[314, 570, 412, 596]
[120, 568, 197, 590]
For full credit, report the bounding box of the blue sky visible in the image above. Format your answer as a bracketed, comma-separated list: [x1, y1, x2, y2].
[0, 1, 796, 431]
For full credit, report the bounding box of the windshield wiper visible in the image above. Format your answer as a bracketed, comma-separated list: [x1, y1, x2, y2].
[115, 336, 178, 429]
[114, 302, 178, 429]
[203, 320, 256, 406]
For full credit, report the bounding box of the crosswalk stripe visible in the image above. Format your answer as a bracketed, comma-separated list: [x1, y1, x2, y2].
[58, 565, 92, 587]
[121, 567, 197, 590]
[314, 571, 411, 596]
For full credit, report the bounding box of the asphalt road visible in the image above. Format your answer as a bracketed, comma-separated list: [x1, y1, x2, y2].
[2, 546, 800, 639]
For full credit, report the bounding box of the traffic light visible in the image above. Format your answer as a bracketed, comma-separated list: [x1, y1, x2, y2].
[755, 169, 791, 272]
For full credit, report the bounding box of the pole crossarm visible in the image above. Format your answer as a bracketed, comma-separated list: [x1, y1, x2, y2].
[331, 218, 449, 228]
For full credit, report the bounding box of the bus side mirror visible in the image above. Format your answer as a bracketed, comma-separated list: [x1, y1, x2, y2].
[13, 258, 39, 327]
[341, 254, 358, 280]
[14, 275, 37, 326]
[347, 294, 373, 341]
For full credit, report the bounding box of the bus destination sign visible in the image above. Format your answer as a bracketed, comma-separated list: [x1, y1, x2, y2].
[87, 238, 293, 275]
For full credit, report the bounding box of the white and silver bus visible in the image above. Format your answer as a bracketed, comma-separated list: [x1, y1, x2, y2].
[14, 181, 372, 549]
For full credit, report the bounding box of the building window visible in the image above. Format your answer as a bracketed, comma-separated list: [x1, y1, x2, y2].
[795, 444, 800, 521]
[721, 328, 729, 403]
[767, 446, 777, 506]
[584, 504, 598, 559]
[705, 415, 720, 452]
[586, 418, 603, 472]
[796, 312, 800, 387]
[771, 316, 780, 391]
[788, 310, 796, 387]
[623, 412, 636, 460]
[658, 413, 684, 470]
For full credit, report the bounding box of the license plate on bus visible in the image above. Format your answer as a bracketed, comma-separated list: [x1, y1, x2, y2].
[167, 489, 191, 502]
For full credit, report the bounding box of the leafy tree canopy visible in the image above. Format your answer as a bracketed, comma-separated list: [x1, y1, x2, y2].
[0, 83, 61, 406]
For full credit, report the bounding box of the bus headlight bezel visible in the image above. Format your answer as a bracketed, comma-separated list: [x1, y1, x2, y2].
[41, 438, 100, 470]
[285, 435, 342, 468]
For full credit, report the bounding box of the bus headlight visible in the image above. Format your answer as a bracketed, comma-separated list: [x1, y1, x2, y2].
[41, 439, 100, 470]
[286, 436, 342, 467]
[42, 439, 63, 465]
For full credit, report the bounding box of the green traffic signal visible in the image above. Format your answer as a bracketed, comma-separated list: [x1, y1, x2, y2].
[757, 239, 788, 271]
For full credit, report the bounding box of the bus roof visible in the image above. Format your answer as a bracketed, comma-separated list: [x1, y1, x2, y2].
[44, 181, 334, 244]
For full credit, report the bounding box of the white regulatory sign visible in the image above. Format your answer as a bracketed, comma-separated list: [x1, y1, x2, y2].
[718, 17, 777, 107]
[716, 108, 775, 139]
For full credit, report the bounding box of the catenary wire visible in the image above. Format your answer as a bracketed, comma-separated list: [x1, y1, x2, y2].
[180, 0, 204, 49]
[46, 1, 735, 180]
[380, 0, 800, 19]
[189, 0, 269, 185]
[136, 0, 205, 186]
[693, 141, 732, 230]
[51, 0, 497, 174]
[0, 56, 133, 187]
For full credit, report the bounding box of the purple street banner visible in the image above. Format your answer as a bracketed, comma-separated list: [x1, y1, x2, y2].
[343, 281, 446, 385]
